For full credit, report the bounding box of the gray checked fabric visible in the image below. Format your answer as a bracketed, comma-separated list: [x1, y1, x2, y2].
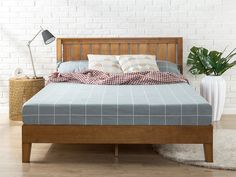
[23, 83, 212, 125]
[156, 60, 180, 74]
[57, 61, 88, 73]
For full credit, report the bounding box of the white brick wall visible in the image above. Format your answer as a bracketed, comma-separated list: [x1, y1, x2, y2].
[1, 0, 236, 114]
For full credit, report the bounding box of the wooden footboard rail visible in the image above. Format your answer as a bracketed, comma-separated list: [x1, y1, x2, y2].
[22, 125, 213, 163]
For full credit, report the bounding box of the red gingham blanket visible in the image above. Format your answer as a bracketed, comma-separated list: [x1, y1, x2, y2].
[48, 70, 188, 85]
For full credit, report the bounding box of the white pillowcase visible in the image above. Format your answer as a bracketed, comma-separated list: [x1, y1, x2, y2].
[117, 55, 159, 73]
[88, 54, 123, 74]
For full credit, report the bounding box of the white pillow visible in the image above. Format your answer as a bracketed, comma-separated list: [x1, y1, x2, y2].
[88, 54, 123, 74]
[117, 55, 159, 73]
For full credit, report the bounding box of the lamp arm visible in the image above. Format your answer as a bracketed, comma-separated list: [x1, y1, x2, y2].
[27, 44, 37, 78]
[27, 27, 43, 45]
[27, 27, 43, 78]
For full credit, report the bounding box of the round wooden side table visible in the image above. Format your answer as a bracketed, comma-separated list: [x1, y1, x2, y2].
[9, 77, 45, 121]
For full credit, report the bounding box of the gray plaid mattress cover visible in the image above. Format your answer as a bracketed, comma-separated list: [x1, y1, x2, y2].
[22, 83, 212, 125]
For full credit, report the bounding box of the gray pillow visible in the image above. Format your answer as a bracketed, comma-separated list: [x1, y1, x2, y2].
[156, 60, 180, 74]
[57, 61, 88, 73]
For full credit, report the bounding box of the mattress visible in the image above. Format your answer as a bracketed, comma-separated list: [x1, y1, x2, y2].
[23, 83, 212, 125]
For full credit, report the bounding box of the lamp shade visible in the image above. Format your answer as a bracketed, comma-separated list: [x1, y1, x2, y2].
[42, 30, 55, 45]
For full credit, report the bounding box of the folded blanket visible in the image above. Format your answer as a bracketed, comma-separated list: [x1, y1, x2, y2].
[48, 70, 188, 85]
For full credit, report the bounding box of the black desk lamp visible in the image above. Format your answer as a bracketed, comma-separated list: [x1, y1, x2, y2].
[27, 26, 55, 78]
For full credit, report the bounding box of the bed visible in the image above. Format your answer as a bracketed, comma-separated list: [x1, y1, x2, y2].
[22, 37, 213, 163]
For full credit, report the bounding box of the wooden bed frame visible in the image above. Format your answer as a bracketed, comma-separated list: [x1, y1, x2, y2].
[22, 37, 213, 163]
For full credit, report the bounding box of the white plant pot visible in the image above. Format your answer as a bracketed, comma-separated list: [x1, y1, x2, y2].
[200, 76, 226, 122]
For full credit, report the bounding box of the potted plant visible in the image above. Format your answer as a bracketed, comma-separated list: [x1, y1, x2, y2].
[187, 46, 236, 121]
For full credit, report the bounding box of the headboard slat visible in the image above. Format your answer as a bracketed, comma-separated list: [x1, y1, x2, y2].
[91, 44, 100, 55]
[81, 44, 90, 60]
[119, 43, 129, 55]
[168, 44, 176, 63]
[157, 44, 167, 60]
[100, 44, 110, 55]
[130, 43, 138, 54]
[111, 44, 119, 55]
[56, 37, 183, 73]
[139, 43, 148, 54]
[147, 43, 157, 56]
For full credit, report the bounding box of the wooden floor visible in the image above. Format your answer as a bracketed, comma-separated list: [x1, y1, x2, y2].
[0, 114, 236, 177]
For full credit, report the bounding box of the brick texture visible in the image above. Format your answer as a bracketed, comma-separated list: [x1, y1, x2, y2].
[0, 0, 236, 113]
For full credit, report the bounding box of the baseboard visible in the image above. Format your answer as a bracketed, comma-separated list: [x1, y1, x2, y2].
[223, 108, 236, 115]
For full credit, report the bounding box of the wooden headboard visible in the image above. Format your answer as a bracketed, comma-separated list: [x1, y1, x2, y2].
[56, 37, 183, 73]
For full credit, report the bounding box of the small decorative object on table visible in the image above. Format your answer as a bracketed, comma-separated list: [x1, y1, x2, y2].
[9, 77, 45, 121]
[187, 46, 236, 121]
[14, 67, 24, 78]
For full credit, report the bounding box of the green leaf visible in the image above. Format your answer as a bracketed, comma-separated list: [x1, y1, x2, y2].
[219, 60, 236, 75]
[187, 46, 236, 76]
[225, 48, 236, 59]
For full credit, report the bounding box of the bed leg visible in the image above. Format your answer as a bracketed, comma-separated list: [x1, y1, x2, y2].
[115, 144, 119, 157]
[203, 143, 213, 162]
[22, 143, 32, 163]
